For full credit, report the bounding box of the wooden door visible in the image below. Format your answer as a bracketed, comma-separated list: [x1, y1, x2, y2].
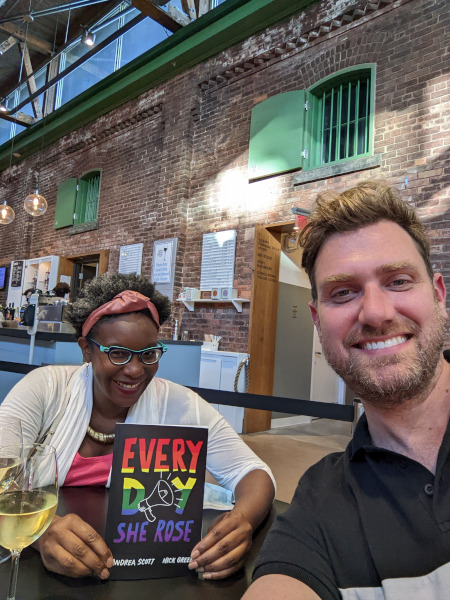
[243, 224, 281, 433]
[57, 257, 74, 286]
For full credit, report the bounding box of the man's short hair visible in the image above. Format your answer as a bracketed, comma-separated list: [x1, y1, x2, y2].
[300, 181, 433, 302]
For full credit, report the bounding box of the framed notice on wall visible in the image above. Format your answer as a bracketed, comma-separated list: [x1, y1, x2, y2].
[200, 230, 236, 290]
[118, 243, 143, 275]
[10, 260, 24, 288]
[152, 241, 173, 283]
[152, 238, 177, 300]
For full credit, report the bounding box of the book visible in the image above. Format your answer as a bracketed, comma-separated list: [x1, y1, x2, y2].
[105, 423, 208, 580]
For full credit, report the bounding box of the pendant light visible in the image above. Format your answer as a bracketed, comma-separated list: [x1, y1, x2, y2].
[0, 200, 15, 224]
[24, 189, 48, 216]
[81, 26, 95, 46]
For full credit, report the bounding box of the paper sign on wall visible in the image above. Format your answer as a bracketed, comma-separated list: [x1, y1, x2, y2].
[119, 243, 143, 275]
[200, 230, 236, 290]
[105, 423, 208, 580]
[153, 241, 173, 283]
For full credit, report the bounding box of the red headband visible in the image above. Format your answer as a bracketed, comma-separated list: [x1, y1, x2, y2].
[81, 290, 160, 337]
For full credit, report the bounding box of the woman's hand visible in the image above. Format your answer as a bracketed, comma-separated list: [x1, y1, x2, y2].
[188, 507, 253, 579]
[189, 469, 275, 580]
[34, 513, 114, 579]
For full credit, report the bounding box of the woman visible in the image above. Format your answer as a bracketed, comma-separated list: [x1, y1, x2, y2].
[52, 281, 70, 298]
[0, 273, 275, 581]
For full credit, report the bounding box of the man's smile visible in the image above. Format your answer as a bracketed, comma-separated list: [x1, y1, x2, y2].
[356, 335, 409, 351]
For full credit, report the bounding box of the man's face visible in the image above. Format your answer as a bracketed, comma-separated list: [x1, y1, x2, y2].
[309, 220, 448, 407]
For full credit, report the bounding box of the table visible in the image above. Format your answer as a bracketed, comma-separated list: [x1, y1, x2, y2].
[0, 487, 287, 600]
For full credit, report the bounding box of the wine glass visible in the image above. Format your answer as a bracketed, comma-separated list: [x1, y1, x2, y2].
[0, 419, 23, 565]
[0, 444, 58, 600]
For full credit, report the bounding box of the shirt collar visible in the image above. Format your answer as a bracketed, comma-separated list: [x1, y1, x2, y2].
[348, 413, 373, 461]
[348, 412, 450, 462]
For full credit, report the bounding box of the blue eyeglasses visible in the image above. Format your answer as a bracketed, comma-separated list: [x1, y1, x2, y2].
[88, 339, 167, 365]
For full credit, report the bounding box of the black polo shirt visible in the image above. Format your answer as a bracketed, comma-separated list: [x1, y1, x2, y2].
[254, 414, 450, 600]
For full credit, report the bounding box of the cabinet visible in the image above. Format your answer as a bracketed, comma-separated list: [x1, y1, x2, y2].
[199, 351, 248, 433]
[7, 256, 60, 308]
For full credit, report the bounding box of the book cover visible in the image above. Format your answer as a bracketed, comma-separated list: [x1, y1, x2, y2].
[105, 423, 208, 580]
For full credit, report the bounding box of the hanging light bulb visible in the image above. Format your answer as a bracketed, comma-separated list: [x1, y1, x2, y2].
[24, 189, 48, 216]
[0, 201, 15, 224]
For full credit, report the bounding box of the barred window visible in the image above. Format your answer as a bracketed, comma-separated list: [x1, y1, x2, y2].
[248, 65, 375, 180]
[315, 72, 372, 166]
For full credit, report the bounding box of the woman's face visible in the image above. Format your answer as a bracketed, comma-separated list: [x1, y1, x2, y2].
[78, 312, 159, 417]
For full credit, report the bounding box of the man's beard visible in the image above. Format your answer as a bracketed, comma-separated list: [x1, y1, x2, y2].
[320, 303, 446, 409]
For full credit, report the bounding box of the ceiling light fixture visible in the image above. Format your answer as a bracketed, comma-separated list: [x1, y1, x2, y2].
[81, 26, 96, 47]
[24, 189, 48, 217]
[0, 200, 15, 225]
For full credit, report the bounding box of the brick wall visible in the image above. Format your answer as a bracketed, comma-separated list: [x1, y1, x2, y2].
[0, 0, 448, 348]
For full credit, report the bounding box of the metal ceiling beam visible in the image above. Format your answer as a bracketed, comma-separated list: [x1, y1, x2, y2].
[0, 3, 135, 101]
[132, 0, 185, 31]
[0, 0, 115, 24]
[2, 12, 145, 117]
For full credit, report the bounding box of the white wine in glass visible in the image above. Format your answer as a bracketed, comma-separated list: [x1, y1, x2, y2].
[0, 419, 23, 566]
[0, 444, 58, 600]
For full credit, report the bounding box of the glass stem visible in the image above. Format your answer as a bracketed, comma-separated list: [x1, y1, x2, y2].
[7, 549, 21, 600]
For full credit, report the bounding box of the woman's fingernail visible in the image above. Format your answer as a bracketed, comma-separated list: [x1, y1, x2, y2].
[188, 560, 198, 570]
[106, 557, 114, 568]
[196, 566, 204, 573]
[191, 549, 200, 559]
[202, 572, 212, 580]
[100, 568, 110, 580]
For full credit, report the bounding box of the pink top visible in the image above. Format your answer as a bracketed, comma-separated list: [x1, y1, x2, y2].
[64, 452, 113, 486]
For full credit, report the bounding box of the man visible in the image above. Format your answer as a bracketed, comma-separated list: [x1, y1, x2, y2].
[243, 182, 449, 600]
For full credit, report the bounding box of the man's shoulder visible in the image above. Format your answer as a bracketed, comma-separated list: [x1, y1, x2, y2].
[298, 450, 349, 494]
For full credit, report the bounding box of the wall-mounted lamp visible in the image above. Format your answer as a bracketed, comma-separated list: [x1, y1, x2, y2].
[24, 189, 48, 217]
[283, 207, 310, 253]
[81, 26, 96, 46]
[291, 207, 310, 217]
[0, 200, 15, 224]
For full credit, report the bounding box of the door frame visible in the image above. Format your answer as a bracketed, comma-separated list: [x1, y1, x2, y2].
[57, 250, 109, 299]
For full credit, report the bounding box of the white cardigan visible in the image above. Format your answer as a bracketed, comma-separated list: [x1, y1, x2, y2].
[0, 364, 274, 491]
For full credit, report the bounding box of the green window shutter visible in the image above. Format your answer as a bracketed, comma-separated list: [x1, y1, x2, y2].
[248, 90, 306, 180]
[54, 178, 77, 229]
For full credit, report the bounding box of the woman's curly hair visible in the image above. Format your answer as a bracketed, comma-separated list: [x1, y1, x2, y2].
[66, 273, 171, 338]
